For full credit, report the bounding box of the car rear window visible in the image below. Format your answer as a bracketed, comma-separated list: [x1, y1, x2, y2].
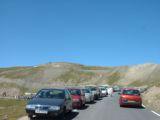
[36, 89, 65, 99]
[83, 89, 90, 93]
[100, 88, 106, 90]
[68, 89, 81, 95]
[91, 87, 97, 91]
[123, 89, 140, 95]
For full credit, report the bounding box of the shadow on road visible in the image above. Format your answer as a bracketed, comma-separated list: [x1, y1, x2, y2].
[87, 101, 97, 104]
[122, 106, 145, 109]
[96, 98, 103, 101]
[79, 105, 89, 110]
[31, 112, 79, 120]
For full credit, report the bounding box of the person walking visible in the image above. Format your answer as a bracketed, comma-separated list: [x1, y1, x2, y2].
[107, 87, 113, 97]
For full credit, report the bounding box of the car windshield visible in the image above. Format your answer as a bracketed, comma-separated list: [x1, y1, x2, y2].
[69, 89, 81, 95]
[83, 89, 90, 93]
[36, 89, 65, 99]
[123, 90, 140, 95]
[91, 87, 97, 91]
[100, 88, 106, 90]
[113, 86, 120, 90]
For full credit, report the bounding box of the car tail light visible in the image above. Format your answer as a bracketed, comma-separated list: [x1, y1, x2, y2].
[73, 99, 80, 102]
[121, 97, 128, 102]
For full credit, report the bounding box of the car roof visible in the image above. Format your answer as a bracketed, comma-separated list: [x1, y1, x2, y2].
[122, 88, 139, 91]
[66, 87, 82, 90]
[40, 88, 67, 91]
[85, 85, 96, 87]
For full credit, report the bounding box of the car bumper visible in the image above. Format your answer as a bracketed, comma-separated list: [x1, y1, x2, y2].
[72, 101, 82, 109]
[120, 101, 142, 106]
[101, 93, 107, 97]
[85, 97, 91, 102]
[26, 109, 62, 117]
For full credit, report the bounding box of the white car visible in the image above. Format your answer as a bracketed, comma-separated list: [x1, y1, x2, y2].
[99, 87, 107, 97]
[82, 88, 94, 103]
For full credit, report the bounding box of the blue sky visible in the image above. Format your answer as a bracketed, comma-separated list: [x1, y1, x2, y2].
[0, 0, 160, 67]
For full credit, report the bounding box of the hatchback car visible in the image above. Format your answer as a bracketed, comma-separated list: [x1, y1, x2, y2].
[82, 88, 94, 103]
[113, 85, 121, 92]
[67, 88, 85, 109]
[86, 86, 100, 100]
[25, 88, 72, 119]
[119, 88, 142, 107]
[99, 87, 107, 97]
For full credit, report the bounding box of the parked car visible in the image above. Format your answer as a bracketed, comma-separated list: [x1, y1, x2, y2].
[99, 87, 107, 97]
[25, 88, 72, 119]
[113, 85, 121, 92]
[100, 84, 109, 90]
[85, 86, 99, 100]
[82, 88, 94, 103]
[119, 88, 142, 107]
[67, 88, 85, 109]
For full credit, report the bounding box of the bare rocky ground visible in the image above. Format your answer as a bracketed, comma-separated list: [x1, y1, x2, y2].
[143, 86, 160, 112]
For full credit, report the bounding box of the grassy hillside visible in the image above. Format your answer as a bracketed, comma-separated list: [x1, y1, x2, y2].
[0, 62, 160, 91]
[0, 99, 27, 120]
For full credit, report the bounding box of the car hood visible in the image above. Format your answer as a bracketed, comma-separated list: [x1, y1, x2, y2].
[28, 98, 64, 106]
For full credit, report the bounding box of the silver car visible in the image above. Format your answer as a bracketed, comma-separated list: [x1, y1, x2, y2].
[82, 88, 94, 103]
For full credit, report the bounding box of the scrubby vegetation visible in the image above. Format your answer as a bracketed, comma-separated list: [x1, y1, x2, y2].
[0, 99, 27, 120]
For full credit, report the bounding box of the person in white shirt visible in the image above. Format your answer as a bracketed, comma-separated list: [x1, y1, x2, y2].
[107, 87, 113, 97]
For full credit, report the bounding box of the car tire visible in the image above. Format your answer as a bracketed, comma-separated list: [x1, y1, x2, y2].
[68, 106, 73, 113]
[28, 115, 34, 120]
[60, 107, 66, 120]
[83, 103, 85, 107]
[138, 104, 142, 108]
[120, 104, 123, 107]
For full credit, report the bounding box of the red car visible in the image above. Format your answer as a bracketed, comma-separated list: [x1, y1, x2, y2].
[119, 88, 142, 107]
[67, 88, 85, 109]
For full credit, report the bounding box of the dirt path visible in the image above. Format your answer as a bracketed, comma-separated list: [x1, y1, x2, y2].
[17, 116, 28, 120]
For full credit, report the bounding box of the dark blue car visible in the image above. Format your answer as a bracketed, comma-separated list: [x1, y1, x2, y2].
[26, 88, 73, 119]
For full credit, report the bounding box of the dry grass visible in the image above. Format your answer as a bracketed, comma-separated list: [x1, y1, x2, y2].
[0, 99, 27, 120]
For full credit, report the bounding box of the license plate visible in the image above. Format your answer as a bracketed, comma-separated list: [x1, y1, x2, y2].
[35, 109, 48, 114]
[128, 100, 135, 103]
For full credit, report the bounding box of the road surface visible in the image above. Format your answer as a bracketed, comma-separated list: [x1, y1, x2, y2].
[19, 93, 160, 120]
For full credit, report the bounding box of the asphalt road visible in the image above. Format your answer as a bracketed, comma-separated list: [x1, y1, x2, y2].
[20, 93, 160, 120]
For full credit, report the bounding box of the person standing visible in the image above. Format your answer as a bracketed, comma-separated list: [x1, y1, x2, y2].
[107, 87, 113, 97]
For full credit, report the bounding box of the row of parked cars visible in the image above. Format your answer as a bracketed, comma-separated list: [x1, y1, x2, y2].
[25, 85, 110, 119]
[25, 85, 142, 119]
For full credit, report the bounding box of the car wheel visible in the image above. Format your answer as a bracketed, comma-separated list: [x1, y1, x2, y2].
[28, 115, 34, 120]
[83, 103, 85, 107]
[138, 104, 142, 108]
[60, 107, 66, 120]
[120, 104, 123, 107]
[68, 106, 73, 113]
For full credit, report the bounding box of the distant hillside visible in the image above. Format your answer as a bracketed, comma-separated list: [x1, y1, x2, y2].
[0, 62, 160, 93]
